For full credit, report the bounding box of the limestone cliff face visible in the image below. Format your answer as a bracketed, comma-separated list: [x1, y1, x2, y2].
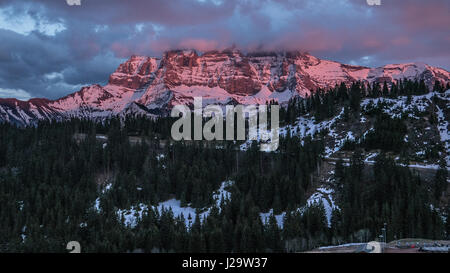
[1, 49, 449, 125]
[108, 55, 159, 89]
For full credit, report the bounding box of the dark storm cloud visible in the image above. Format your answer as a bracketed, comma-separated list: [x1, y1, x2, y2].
[0, 0, 448, 100]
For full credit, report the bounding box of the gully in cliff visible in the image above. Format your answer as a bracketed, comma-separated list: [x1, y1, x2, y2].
[170, 97, 280, 152]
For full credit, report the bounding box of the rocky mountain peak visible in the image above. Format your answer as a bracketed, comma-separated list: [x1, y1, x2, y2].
[108, 55, 159, 89]
[1, 49, 449, 126]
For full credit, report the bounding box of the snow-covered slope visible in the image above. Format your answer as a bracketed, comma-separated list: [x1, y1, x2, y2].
[242, 90, 450, 169]
[1, 49, 449, 126]
[94, 180, 234, 229]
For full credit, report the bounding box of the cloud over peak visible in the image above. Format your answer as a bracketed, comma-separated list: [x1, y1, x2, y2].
[0, 0, 448, 99]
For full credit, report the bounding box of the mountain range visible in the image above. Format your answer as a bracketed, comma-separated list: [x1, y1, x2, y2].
[1, 49, 449, 125]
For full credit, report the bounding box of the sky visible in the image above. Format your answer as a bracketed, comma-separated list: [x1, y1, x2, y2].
[0, 0, 449, 100]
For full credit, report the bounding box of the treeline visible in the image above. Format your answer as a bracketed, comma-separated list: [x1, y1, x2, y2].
[281, 79, 449, 123]
[234, 136, 324, 214]
[0, 118, 328, 252]
[0, 78, 448, 252]
[331, 152, 447, 244]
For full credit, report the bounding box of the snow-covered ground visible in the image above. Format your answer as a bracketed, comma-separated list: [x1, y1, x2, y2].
[212, 180, 233, 209]
[102, 183, 112, 194]
[93, 180, 234, 228]
[117, 203, 149, 228]
[361, 91, 449, 169]
[364, 152, 378, 164]
[306, 187, 339, 227]
[242, 91, 450, 170]
[260, 187, 339, 229]
[21, 226, 26, 243]
[436, 104, 449, 166]
[260, 210, 286, 227]
[318, 242, 365, 250]
[361, 91, 438, 119]
[168, 85, 297, 108]
[18, 200, 24, 211]
[156, 153, 165, 161]
[95, 178, 339, 230]
[401, 163, 446, 170]
[91, 92, 450, 229]
[94, 197, 101, 212]
[241, 107, 352, 157]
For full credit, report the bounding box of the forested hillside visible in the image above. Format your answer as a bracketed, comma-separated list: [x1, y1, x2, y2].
[0, 80, 448, 252]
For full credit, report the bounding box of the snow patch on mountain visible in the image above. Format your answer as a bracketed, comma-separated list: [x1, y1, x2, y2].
[108, 180, 234, 228]
[259, 187, 339, 228]
[306, 187, 339, 227]
[361, 92, 437, 119]
[1, 50, 448, 126]
[260, 210, 286, 228]
[117, 203, 149, 228]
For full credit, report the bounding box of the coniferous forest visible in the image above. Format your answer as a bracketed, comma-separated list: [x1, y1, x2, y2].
[0, 80, 448, 253]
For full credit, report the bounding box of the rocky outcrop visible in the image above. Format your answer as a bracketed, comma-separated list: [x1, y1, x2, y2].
[1, 49, 449, 126]
[108, 55, 159, 89]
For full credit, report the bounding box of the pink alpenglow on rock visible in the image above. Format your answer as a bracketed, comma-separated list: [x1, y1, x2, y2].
[0, 49, 448, 126]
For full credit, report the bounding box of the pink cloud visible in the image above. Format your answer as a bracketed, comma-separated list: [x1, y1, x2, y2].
[391, 37, 411, 47]
[395, 2, 450, 30]
[110, 42, 134, 58]
[362, 37, 383, 50]
[178, 39, 221, 52]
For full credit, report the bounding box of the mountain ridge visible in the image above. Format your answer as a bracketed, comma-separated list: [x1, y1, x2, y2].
[1, 49, 449, 125]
